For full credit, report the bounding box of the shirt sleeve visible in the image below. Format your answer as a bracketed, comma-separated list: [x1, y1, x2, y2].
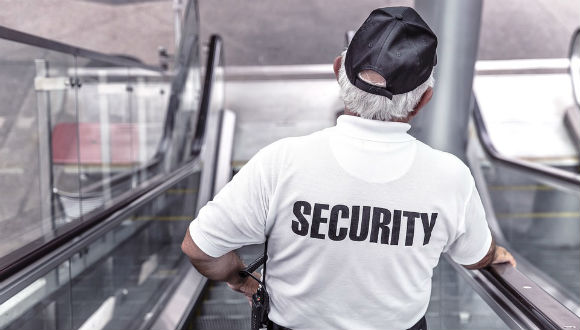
[445, 180, 493, 265]
[188, 148, 274, 258]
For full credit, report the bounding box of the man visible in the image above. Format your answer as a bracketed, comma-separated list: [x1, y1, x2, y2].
[182, 6, 516, 330]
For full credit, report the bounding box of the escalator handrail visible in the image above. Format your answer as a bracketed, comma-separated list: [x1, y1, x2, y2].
[0, 26, 162, 72]
[472, 96, 580, 193]
[191, 35, 223, 156]
[470, 96, 580, 329]
[0, 33, 222, 283]
[483, 264, 580, 330]
[568, 27, 580, 110]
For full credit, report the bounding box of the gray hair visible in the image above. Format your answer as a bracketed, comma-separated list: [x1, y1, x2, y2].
[338, 50, 435, 121]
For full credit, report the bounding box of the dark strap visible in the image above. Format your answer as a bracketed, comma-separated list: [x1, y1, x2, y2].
[268, 316, 427, 330]
[409, 316, 427, 330]
[263, 239, 268, 290]
[239, 239, 269, 285]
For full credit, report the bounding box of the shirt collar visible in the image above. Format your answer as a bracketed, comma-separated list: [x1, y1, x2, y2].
[335, 115, 415, 143]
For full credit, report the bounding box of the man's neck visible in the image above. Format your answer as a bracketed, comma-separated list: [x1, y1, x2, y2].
[342, 108, 411, 123]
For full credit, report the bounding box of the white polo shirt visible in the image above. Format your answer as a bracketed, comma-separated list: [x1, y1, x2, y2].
[189, 115, 492, 330]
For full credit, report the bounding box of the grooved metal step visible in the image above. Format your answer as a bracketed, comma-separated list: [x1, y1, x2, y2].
[194, 315, 249, 330]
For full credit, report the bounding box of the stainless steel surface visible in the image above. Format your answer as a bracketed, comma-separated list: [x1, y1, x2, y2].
[567, 29, 580, 149]
[214, 109, 236, 194]
[411, 0, 483, 159]
[151, 266, 207, 330]
[569, 28, 580, 109]
[565, 107, 580, 151]
[472, 98, 580, 195]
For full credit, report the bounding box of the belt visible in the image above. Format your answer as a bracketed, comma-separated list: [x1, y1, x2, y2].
[268, 315, 427, 330]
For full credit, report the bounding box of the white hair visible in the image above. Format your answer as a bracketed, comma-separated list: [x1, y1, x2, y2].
[338, 50, 435, 121]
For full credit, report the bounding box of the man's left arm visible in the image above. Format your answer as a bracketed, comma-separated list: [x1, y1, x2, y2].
[181, 228, 243, 283]
[181, 229, 258, 298]
[181, 146, 276, 297]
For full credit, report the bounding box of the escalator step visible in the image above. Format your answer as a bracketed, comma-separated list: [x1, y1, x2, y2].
[200, 300, 251, 316]
[206, 284, 244, 300]
[195, 314, 250, 330]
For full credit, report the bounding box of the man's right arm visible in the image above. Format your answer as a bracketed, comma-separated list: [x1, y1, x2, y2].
[463, 236, 516, 270]
[447, 174, 517, 269]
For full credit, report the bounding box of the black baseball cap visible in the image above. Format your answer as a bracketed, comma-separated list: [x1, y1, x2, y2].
[345, 7, 437, 99]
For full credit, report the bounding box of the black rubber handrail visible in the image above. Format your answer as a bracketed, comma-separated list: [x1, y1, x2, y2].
[446, 253, 580, 330]
[0, 26, 162, 72]
[482, 264, 580, 330]
[192, 35, 223, 156]
[472, 97, 580, 192]
[568, 27, 580, 110]
[0, 34, 222, 282]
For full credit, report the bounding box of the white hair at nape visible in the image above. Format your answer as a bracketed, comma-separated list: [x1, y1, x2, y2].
[338, 50, 435, 121]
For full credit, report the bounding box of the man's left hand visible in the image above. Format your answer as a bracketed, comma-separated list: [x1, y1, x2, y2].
[227, 272, 260, 304]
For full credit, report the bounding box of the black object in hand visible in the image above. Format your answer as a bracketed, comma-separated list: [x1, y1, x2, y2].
[251, 285, 270, 330]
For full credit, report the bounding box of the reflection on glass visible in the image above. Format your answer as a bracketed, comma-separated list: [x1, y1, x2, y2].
[0, 30, 200, 274]
[0, 260, 72, 330]
[427, 258, 509, 330]
[482, 164, 580, 302]
[0, 39, 79, 259]
[0, 172, 199, 330]
[70, 172, 198, 330]
[127, 67, 170, 183]
[74, 61, 135, 215]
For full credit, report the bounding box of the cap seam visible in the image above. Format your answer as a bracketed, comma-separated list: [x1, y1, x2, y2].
[373, 17, 401, 72]
[402, 20, 423, 91]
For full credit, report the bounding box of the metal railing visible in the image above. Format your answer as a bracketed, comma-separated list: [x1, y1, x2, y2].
[472, 98, 580, 194]
[0, 1, 205, 282]
[567, 27, 580, 150]
[0, 30, 224, 330]
[468, 96, 580, 330]
[0, 26, 162, 72]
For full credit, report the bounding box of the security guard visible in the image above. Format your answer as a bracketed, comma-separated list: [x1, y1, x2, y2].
[182, 6, 516, 330]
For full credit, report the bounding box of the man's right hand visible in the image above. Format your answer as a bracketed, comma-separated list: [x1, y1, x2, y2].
[492, 246, 516, 267]
[464, 237, 516, 269]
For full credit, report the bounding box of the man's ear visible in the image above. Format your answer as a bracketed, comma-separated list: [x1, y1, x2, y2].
[414, 87, 433, 112]
[406, 87, 433, 120]
[333, 56, 342, 80]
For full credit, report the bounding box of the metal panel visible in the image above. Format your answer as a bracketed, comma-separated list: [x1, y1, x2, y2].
[412, 0, 483, 160]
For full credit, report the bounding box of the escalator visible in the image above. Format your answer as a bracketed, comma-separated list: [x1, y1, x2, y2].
[1, 2, 580, 330]
[0, 1, 225, 328]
